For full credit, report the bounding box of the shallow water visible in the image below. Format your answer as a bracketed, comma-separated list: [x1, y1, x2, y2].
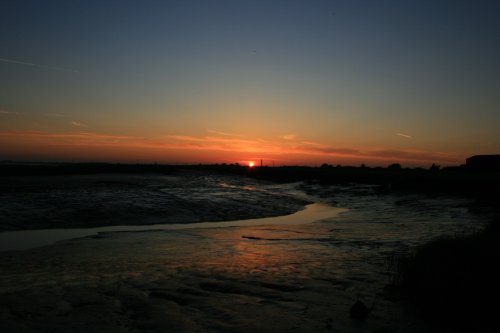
[0, 203, 346, 252]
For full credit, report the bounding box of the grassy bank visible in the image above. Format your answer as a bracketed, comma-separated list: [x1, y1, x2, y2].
[393, 219, 500, 332]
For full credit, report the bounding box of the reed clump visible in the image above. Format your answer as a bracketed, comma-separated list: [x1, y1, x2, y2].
[392, 220, 500, 332]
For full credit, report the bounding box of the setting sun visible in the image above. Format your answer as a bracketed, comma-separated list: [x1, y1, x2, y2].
[248, 161, 255, 167]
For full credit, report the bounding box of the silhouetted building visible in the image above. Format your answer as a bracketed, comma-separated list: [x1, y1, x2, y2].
[466, 155, 500, 171]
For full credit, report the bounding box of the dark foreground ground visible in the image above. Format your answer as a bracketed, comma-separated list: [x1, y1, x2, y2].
[0, 162, 498, 332]
[392, 218, 500, 333]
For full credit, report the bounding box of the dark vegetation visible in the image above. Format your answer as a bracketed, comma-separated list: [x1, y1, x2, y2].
[391, 220, 500, 332]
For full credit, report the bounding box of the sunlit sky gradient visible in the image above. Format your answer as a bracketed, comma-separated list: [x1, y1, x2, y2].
[1, 0, 499, 166]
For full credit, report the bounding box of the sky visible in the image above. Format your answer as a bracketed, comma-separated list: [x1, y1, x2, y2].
[1, 0, 499, 167]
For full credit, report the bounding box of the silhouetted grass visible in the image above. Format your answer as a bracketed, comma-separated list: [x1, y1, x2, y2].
[392, 220, 500, 332]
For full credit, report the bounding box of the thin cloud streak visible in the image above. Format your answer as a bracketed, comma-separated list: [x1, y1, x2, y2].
[71, 121, 88, 128]
[0, 131, 135, 141]
[206, 129, 242, 137]
[0, 57, 78, 73]
[0, 110, 22, 115]
[281, 134, 297, 140]
[366, 149, 458, 163]
[396, 132, 413, 139]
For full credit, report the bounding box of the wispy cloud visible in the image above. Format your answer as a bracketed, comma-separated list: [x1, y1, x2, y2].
[396, 132, 413, 139]
[0, 110, 22, 115]
[281, 134, 297, 140]
[206, 129, 242, 137]
[0, 57, 78, 73]
[71, 121, 87, 128]
[167, 135, 269, 152]
[366, 149, 459, 164]
[45, 113, 67, 117]
[0, 131, 133, 140]
[0, 131, 138, 146]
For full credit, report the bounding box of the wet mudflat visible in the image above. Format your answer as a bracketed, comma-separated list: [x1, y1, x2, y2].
[0, 173, 486, 333]
[0, 172, 309, 231]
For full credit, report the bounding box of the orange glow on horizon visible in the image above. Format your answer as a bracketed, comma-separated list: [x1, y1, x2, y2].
[0, 130, 466, 167]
